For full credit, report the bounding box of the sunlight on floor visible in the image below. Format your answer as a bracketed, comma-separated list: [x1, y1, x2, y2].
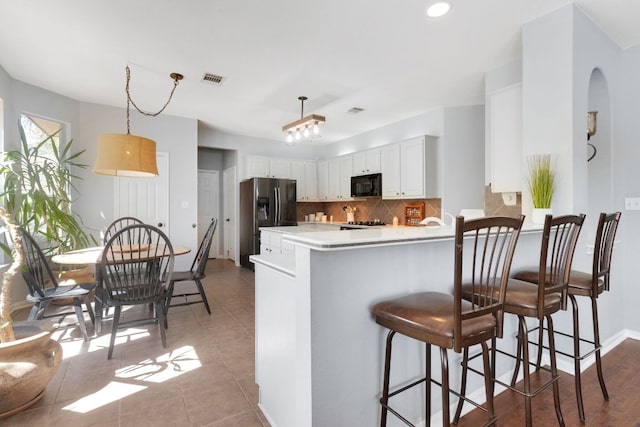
[62, 345, 201, 413]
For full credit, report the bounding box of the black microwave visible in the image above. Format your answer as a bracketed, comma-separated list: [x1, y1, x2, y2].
[351, 173, 382, 197]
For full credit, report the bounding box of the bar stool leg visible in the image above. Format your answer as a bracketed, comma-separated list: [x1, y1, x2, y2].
[592, 296, 609, 401]
[452, 348, 469, 423]
[440, 347, 450, 427]
[380, 330, 395, 427]
[511, 319, 525, 387]
[569, 295, 586, 423]
[518, 316, 534, 427]
[426, 343, 432, 427]
[547, 314, 565, 427]
[480, 341, 496, 424]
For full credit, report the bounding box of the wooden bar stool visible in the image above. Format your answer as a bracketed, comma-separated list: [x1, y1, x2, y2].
[511, 212, 620, 423]
[372, 215, 524, 426]
[455, 213, 585, 427]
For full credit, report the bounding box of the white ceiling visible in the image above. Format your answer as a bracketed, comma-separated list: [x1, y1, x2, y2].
[1, 0, 639, 144]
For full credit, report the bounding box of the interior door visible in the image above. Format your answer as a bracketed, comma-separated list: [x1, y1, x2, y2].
[223, 166, 237, 262]
[114, 152, 170, 234]
[198, 170, 219, 258]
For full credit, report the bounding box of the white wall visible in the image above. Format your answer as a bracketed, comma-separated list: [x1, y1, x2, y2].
[322, 107, 445, 158]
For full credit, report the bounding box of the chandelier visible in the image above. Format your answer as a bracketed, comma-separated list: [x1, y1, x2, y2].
[282, 96, 326, 143]
[94, 65, 183, 177]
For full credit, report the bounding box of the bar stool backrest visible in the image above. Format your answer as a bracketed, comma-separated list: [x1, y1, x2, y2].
[593, 212, 621, 293]
[537, 214, 586, 313]
[454, 214, 525, 351]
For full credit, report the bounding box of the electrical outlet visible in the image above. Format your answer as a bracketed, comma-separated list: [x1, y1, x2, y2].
[625, 197, 640, 211]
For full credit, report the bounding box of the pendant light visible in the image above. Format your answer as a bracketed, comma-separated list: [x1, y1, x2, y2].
[282, 96, 325, 144]
[94, 65, 183, 177]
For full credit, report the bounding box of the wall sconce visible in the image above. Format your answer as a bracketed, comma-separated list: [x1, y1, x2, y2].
[587, 111, 597, 162]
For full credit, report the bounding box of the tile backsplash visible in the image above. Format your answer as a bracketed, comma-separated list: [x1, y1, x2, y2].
[483, 185, 522, 218]
[297, 198, 441, 225]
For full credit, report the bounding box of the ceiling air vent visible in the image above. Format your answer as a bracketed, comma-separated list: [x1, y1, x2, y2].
[202, 73, 225, 85]
[347, 107, 365, 114]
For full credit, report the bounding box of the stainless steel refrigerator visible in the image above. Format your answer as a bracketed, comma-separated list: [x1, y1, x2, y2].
[239, 177, 297, 269]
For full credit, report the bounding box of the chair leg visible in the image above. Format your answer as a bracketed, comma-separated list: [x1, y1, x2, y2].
[72, 297, 90, 341]
[380, 330, 396, 427]
[165, 281, 175, 317]
[83, 295, 96, 325]
[591, 296, 609, 401]
[108, 306, 121, 360]
[569, 294, 585, 423]
[518, 316, 533, 427]
[546, 314, 565, 427]
[480, 341, 496, 425]
[535, 318, 544, 370]
[426, 343, 431, 427]
[157, 301, 167, 348]
[511, 318, 525, 387]
[452, 348, 469, 423]
[28, 303, 41, 320]
[439, 347, 450, 427]
[195, 278, 212, 314]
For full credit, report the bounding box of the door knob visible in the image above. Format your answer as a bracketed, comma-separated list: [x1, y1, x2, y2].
[157, 222, 164, 227]
[192, 224, 197, 228]
[226, 218, 230, 222]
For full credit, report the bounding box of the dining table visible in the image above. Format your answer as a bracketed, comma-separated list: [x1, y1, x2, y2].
[51, 244, 191, 335]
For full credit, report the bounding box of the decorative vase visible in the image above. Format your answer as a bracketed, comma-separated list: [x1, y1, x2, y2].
[531, 208, 552, 225]
[0, 320, 62, 419]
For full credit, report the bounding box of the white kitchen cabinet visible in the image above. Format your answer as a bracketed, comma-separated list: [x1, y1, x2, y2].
[328, 156, 353, 201]
[304, 161, 318, 201]
[247, 156, 291, 179]
[260, 229, 282, 255]
[487, 84, 522, 193]
[291, 160, 318, 202]
[352, 148, 381, 176]
[381, 136, 439, 199]
[317, 160, 329, 201]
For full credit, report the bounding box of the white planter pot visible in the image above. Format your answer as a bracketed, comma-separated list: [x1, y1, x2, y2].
[531, 208, 552, 224]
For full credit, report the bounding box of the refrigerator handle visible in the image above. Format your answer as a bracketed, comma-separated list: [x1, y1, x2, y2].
[274, 186, 280, 226]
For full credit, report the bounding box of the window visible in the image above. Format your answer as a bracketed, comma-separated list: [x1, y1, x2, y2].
[20, 113, 63, 160]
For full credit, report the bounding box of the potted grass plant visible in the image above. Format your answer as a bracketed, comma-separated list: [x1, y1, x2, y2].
[527, 154, 555, 224]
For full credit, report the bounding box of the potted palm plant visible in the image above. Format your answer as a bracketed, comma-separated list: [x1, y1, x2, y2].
[527, 154, 555, 224]
[0, 124, 96, 417]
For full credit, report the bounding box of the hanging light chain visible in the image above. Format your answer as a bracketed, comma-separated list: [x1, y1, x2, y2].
[125, 65, 183, 134]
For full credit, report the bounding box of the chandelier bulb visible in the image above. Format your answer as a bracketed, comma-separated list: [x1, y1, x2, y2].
[313, 121, 320, 135]
[295, 129, 301, 141]
[286, 131, 293, 143]
[303, 125, 310, 138]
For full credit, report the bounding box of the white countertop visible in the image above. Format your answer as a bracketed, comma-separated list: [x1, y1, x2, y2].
[262, 220, 543, 251]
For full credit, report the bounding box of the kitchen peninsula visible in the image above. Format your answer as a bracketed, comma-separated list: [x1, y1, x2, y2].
[250, 223, 544, 427]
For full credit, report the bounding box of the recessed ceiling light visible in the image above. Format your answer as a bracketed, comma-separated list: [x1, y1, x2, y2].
[426, 1, 451, 18]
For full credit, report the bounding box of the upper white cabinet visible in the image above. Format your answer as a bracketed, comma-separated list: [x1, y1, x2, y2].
[328, 156, 353, 200]
[247, 156, 290, 179]
[291, 160, 318, 201]
[381, 136, 439, 199]
[487, 84, 522, 193]
[317, 160, 329, 201]
[352, 148, 381, 176]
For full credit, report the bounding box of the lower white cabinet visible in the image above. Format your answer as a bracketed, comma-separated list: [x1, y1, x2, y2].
[260, 230, 294, 256]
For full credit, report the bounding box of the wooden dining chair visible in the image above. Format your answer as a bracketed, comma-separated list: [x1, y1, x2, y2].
[100, 224, 174, 359]
[103, 216, 144, 244]
[18, 227, 95, 341]
[372, 215, 524, 426]
[166, 218, 217, 316]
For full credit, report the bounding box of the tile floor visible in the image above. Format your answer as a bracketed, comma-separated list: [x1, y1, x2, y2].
[6, 259, 269, 427]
